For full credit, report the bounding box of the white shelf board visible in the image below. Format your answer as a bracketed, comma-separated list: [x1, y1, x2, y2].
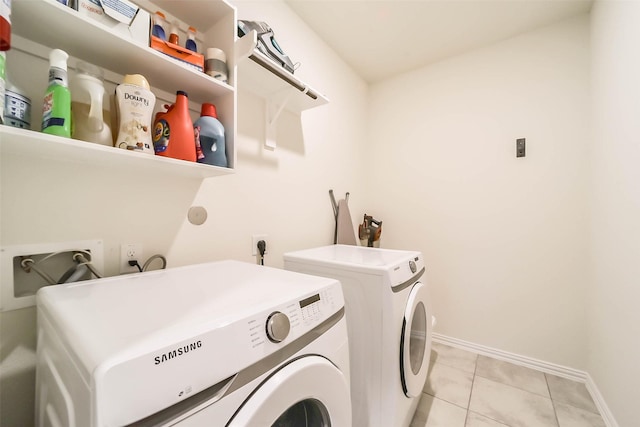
[237, 46, 329, 113]
[0, 126, 232, 180]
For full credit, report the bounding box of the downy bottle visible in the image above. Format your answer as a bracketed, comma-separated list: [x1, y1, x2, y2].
[114, 74, 156, 154]
[42, 49, 71, 137]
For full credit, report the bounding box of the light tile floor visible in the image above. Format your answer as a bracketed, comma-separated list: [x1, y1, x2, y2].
[410, 343, 606, 427]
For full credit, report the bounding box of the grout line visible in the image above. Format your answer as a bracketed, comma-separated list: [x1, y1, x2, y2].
[423, 391, 470, 411]
[463, 351, 479, 426]
[545, 373, 562, 427]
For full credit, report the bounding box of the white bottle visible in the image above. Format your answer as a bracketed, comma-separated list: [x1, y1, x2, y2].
[70, 61, 112, 145]
[114, 74, 156, 154]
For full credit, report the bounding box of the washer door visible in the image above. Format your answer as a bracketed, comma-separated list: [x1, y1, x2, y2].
[228, 355, 351, 427]
[400, 281, 432, 397]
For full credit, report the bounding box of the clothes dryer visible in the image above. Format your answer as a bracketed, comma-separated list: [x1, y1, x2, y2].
[35, 260, 351, 427]
[284, 245, 433, 427]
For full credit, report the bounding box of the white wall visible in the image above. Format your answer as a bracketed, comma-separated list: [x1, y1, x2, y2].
[589, 2, 640, 426]
[8, 2, 638, 425]
[0, 1, 368, 424]
[167, 0, 369, 267]
[366, 15, 591, 369]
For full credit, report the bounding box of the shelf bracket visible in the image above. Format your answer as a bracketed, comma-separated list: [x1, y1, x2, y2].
[265, 88, 294, 149]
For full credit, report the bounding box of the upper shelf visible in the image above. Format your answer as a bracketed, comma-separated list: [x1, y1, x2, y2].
[11, 0, 234, 106]
[0, 126, 232, 180]
[236, 31, 329, 113]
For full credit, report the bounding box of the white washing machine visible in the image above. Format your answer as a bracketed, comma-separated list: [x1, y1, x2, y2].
[35, 260, 351, 427]
[284, 245, 433, 427]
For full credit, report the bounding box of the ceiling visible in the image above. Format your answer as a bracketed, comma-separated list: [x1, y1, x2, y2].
[284, 0, 593, 83]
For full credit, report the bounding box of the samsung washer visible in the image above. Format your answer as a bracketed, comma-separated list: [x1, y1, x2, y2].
[35, 260, 351, 426]
[284, 245, 433, 427]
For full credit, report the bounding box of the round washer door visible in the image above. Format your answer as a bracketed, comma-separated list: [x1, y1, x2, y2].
[400, 281, 432, 398]
[228, 355, 351, 427]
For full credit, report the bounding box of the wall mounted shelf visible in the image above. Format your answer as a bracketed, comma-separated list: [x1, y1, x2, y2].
[0, 126, 232, 180]
[236, 30, 329, 148]
[7, 0, 237, 177]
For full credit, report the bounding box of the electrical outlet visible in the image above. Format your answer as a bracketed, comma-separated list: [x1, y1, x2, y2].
[120, 243, 143, 274]
[516, 138, 526, 158]
[252, 235, 268, 256]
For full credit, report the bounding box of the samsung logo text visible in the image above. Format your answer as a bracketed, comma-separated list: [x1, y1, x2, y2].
[154, 340, 203, 365]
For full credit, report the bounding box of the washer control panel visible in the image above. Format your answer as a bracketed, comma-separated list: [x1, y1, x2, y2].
[246, 284, 341, 351]
[389, 253, 425, 289]
[266, 311, 290, 343]
[409, 260, 417, 273]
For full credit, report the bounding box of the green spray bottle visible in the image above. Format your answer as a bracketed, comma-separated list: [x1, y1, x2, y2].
[42, 49, 71, 137]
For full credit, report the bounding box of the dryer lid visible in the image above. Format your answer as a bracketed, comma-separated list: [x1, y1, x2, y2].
[284, 244, 422, 273]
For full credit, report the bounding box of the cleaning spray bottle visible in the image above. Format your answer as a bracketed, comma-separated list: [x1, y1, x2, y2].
[194, 103, 226, 167]
[153, 91, 196, 161]
[42, 49, 71, 137]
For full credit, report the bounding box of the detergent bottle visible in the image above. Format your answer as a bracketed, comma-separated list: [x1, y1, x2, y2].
[114, 74, 156, 153]
[70, 61, 112, 146]
[151, 11, 167, 40]
[42, 49, 71, 137]
[153, 91, 196, 161]
[185, 27, 197, 52]
[0, 51, 6, 124]
[194, 103, 226, 167]
[0, 0, 10, 51]
[4, 73, 32, 129]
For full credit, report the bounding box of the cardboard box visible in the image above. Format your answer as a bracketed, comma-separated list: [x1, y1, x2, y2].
[76, 0, 150, 46]
[150, 35, 205, 72]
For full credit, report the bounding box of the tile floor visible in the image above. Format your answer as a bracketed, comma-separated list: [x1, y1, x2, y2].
[410, 342, 606, 427]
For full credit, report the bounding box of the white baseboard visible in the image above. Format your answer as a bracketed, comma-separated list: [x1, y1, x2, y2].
[432, 333, 619, 427]
[583, 372, 620, 427]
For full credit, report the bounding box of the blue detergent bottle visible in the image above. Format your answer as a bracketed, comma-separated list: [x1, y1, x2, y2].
[186, 27, 198, 52]
[194, 103, 226, 167]
[152, 11, 167, 40]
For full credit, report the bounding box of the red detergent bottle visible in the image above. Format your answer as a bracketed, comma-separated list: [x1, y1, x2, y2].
[153, 91, 196, 161]
[0, 0, 10, 51]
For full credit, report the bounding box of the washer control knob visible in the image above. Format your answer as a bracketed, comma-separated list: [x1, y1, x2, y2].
[266, 311, 290, 343]
[409, 260, 417, 273]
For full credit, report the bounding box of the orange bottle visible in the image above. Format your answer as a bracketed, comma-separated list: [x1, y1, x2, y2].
[0, 0, 10, 51]
[153, 91, 196, 161]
